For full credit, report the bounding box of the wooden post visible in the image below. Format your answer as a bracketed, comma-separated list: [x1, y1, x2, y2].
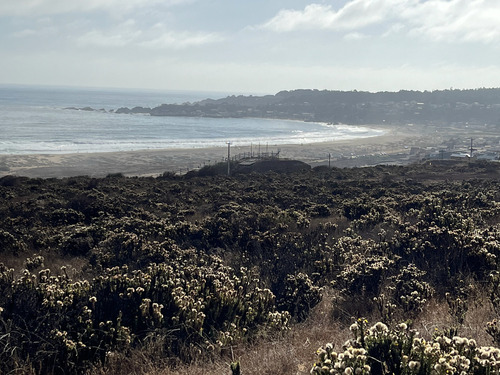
[227, 142, 231, 176]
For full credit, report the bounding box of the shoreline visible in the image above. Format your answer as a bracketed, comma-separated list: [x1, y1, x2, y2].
[0, 120, 385, 156]
[0, 125, 428, 178]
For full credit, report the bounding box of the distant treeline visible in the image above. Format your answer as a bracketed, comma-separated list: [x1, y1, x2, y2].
[112, 88, 500, 125]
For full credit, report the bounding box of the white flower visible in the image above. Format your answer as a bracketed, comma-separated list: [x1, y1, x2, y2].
[374, 322, 388, 333]
[408, 361, 420, 371]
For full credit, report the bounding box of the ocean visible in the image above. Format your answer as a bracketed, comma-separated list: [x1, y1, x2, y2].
[0, 85, 384, 155]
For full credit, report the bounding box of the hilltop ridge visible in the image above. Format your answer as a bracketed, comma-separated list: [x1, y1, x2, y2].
[106, 87, 500, 126]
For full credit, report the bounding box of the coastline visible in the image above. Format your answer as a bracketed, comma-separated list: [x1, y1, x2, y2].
[0, 125, 430, 178]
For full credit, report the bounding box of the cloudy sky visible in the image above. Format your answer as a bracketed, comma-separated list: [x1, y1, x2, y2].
[1, 0, 499, 94]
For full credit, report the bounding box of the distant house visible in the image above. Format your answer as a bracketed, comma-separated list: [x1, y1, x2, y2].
[477, 152, 499, 161]
[428, 150, 454, 159]
[450, 152, 471, 159]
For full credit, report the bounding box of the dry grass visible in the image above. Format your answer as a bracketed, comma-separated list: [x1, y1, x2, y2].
[461, 294, 497, 345]
[412, 292, 496, 346]
[88, 286, 498, 375]
[89, 290, 356, 375]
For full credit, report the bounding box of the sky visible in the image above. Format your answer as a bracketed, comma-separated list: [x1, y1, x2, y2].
[1, 0, 500, 95]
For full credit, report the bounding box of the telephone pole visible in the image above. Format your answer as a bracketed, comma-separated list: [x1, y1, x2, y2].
[227, 142, 231, 176]
[468, 138, 476, 164]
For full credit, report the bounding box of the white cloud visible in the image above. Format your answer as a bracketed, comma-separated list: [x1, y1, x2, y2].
[0, 0, 193, 17]
[259, 1, 406, 32]
[259, 0, 500, 43]
[403, 0, 500, 43]
[9, 17, 58, 39]
[77, 21, 143, 48]
[77, 21, 225, 49]
[12, 29, 38, 38]
[382, 23, 406, 37]
[142, 30, 226, 49]
[344, 32, 369, 40]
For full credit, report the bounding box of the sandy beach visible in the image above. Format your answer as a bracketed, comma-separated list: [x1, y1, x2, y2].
[0, 125, 449, 178]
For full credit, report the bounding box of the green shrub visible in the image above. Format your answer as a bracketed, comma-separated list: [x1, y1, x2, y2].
[276, 272, 322, 322]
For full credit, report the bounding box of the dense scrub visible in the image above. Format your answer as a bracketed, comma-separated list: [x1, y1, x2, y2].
[0, 162, 500, 374]
[312, 319, 500, 375]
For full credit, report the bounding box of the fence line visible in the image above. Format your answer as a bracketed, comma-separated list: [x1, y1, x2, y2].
[169, 149, 281, 175]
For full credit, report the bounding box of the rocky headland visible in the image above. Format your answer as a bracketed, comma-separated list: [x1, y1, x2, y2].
[69, 88, 500, 127]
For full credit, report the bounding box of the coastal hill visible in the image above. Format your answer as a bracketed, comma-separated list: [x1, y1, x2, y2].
[111, 88, 500, 126]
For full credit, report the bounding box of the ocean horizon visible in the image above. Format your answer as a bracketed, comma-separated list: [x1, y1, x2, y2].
[0, 85, 385, 155]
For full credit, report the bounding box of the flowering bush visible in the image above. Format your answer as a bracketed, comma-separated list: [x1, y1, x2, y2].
[312, 319, 500, 375]
[375, 263, 434, 321]
[276, 272, 322, 322]
[0, 162, 500, 373]
[0, 254, 290, 373]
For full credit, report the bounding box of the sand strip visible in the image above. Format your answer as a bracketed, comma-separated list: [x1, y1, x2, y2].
[0, 126, 443, 178]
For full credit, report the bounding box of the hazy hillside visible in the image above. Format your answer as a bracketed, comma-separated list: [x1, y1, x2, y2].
[112, 88, 500, 126]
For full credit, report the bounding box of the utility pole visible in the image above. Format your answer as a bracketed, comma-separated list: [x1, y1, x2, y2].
[468, 138, 475, 165]
[227, 142, 231, 176]
[328, 153, 331, 168]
